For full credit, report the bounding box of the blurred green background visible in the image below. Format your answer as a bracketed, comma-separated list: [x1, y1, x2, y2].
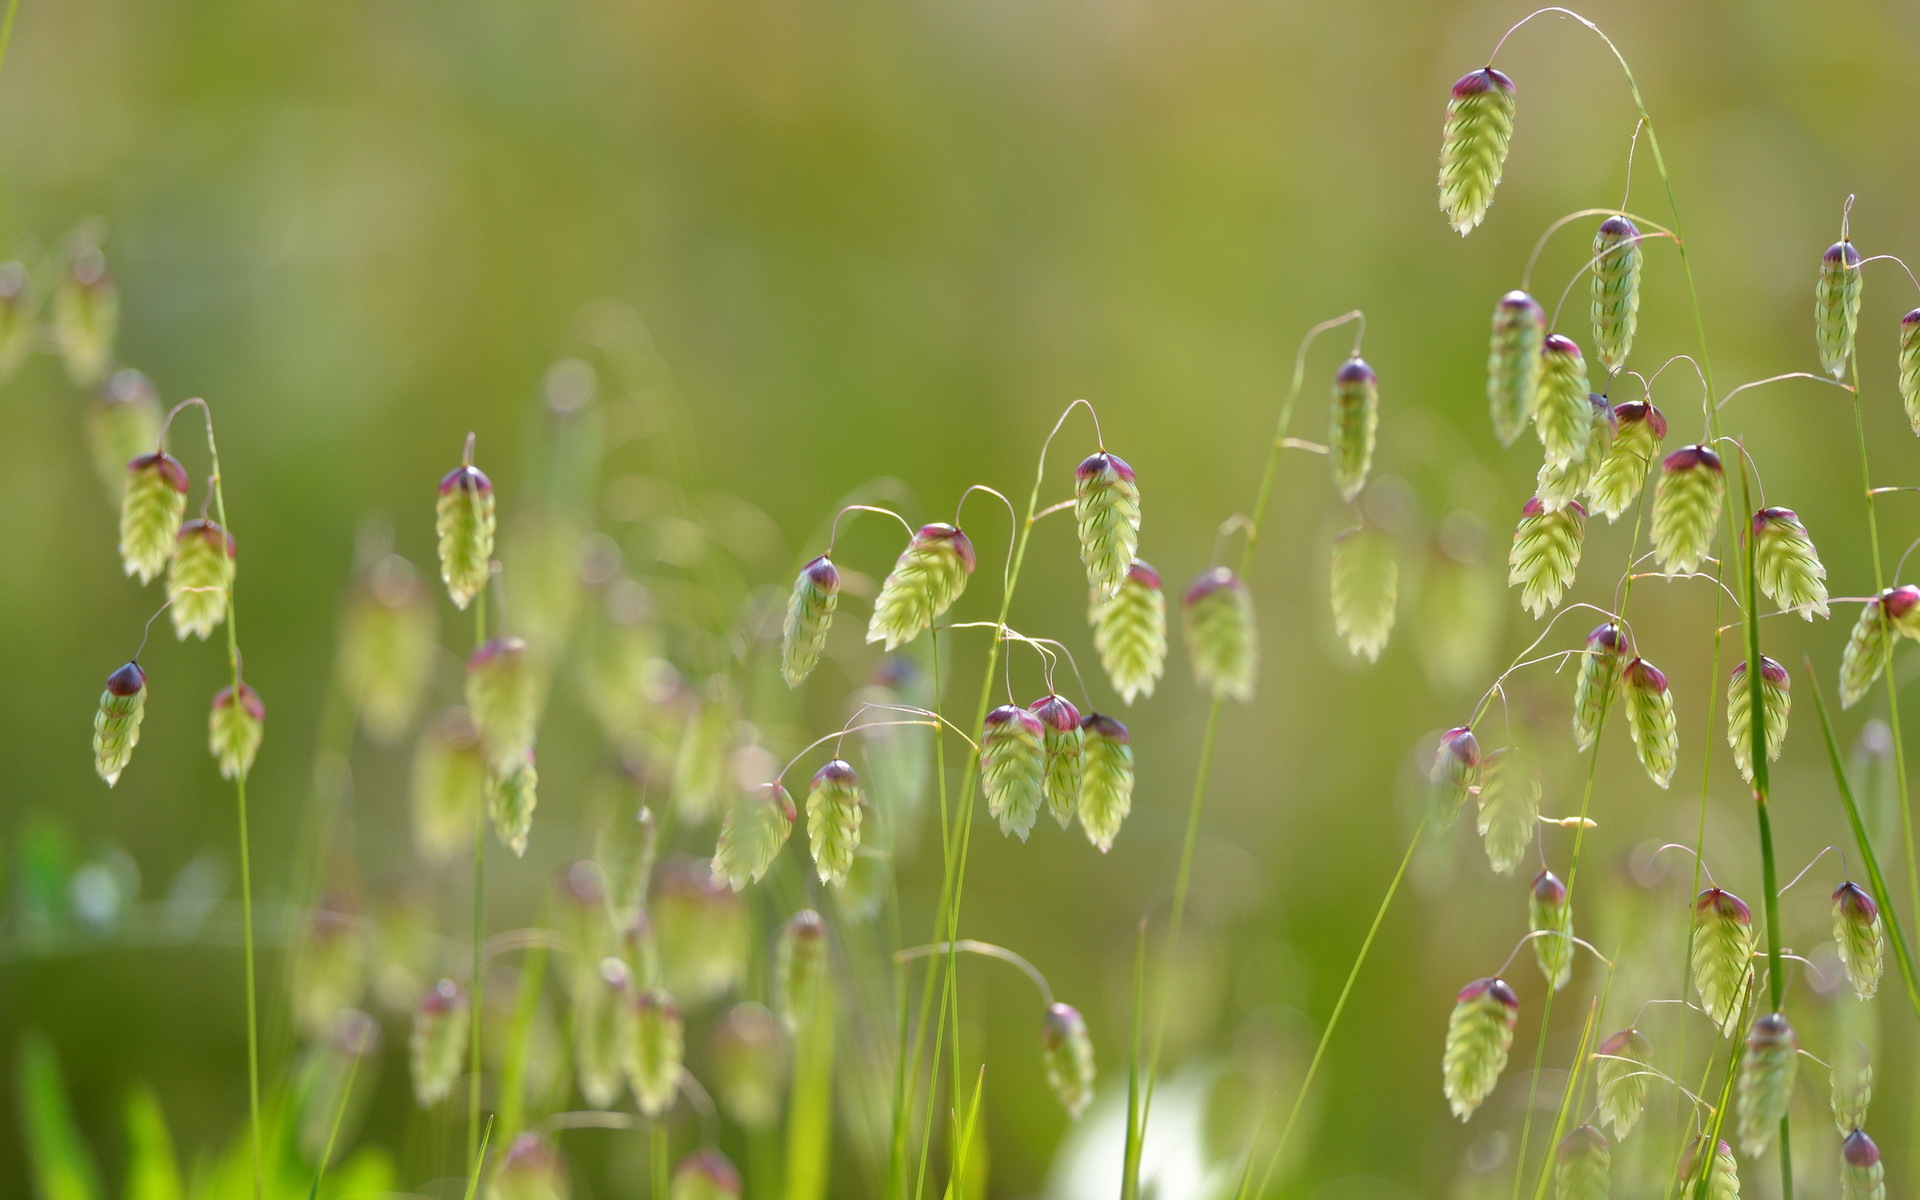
[5, 0, 1920, 1195]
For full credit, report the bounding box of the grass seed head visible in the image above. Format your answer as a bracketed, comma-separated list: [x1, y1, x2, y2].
[1735, 1011, 1798, 1156]
[1075, 452, 1142, 599]
[409, 708, 485, 865]
[1330, 524, 1398, 661]
[866, 523, 975, 650]
[1475, 747, 1541, 875]
[1429, 726, 1480, 825]
[1589, 216, 1643, 372]
[1691, 888, 1756, 1035]
[467, 635, 538, 774]
[1078, 712, 1134, 852]
[435, 461, 495, 610]
[1091, 559, 1168, 704]
[1583, 400, 1667, 522]
[713, 782, 796, 891]
[1593, 1028, 1653, 1141]
[208, 682, 265, 780]
[1842, 1130, 1885, 1200]
[1623, 656, 1677, 787]
[0, 260, 35, 380]
[625, 986, 685, 1117]
[1441, 976, 1518, 1120]
[671, 1151, 742, 1200]
[1833, 882, 1885, 1000]
[805, 758, 866, 887]
[409, 978, 469, 1107]
[1900, 309, 1920, 432]
[1529, 869, 1573, 991]
[1507, 497, 1586, 619]
[486, 751, 540, 857]
[166, 519, 235, 640]
[119, 451, 188, 584]
[1182, 567, 1258, 701]
[652, 859, 750, 1003]
[1677, 1138, 1740, 1200]
[1725, 657, 1790, 782]
[1651, 445, 1725, 575]
[673, 678, 736, 825]
[1571, 623, 1627, 751]
[87, 369, 162, 497]
[1553, 1125, 1611, 1200]
[711, 1003, 786, 1129]
[1041, 1002, 1096, 1119]
[1536, 394, 1616, 513]
[1329, 356, 1379, 502]
[1817, 239, 1864, 379]
[781, 555, 840, 687]
[92, 660, 148, 787]
[1438, 67, 1517, 235]
[491, 1131, 570, 1200]
[1488, 290, 1546, 445]
[776, 908, 828, 1031]
[1534, 336, 1595, 468]
[982, 704, 1047, 840]
[1831, 1037, 1873, 1135]
[1840, 587, 1919, 708]
[1751, 507, 1829, 619]
[53, 247, 117, 386]
[1030, 693, 1087, 829]
[573, 958, 631, 1108]
[341, 554, 438, 744]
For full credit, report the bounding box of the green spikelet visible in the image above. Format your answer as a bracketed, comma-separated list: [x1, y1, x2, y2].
[1832, 1037, 1873, 1134]
[781, 556, 840, 687]
[93, 661, 148, 786]
[1530, 869, 1574, 991]
[1488, 290, 1546, 445]
[1182, 567, 1258, 701]
[1735, 1011, 1797, 1156]
[1590, 216, 1642, 372]
[711, 1003, 785, 1129]
[1593, 1028, 1653, 1141]
[673, 679, 735, 824]
[1438, 68, 1516, 235]
[1553, 1125, 1610, 1200]
[1572, 623, 1628, 751]
[1651, 445, 1724, 575]
[166, 519, 235, 640]
[1329, 357, 1379, 502]
[1508, 497, 1586, 618]
[775, 909, 827, 1031]
[1030, 694, 1085, 829]
[1092, 560, 1167, 704]
[1536, 395, 1616, 512]
[0, 261, 35, 382]
[435, 460, 495, 610]
[1678, 1139, 1741, 1200]
[573, 958, 628, 1108]
[54, 248, 117, 386]
[1842, 1130, 1885, 1200]
[1833, 882, 1885, 1000]
[1075, 452, 1141, 599]
[119, 451, 188, 584]
[487, 752, 540, 857]
[409, 709, 484, 865]
[981, 705, 1046, 840]
[87, 369, 162, 498]
[208, 683, 265, 781]
[1330, 524, 1397, 661]
[1475, 747, 1540, 875]
[1622, 656, 1677, 788]
[1725, 657, 1790, 783]
[1535, 335, 1594, 469]
[492, 1132, 569, 1200]
[1429, 726, 1480, 825]
[626, 986, 684, 1117]
[1442, 976, 1518, 1120]
[1583, 400, 1667, 522]
[866, 523, 976, 650]
[1900, 310, 1920, 433]
[467, 635, 538, 774]
[1041, 1002, 1095, 1119]
[409, 979, 469, 1106]
[1841, 587, 1919, 708]
[713, 783, 795, 891]
[1692, 888, 1756, 1036]
[1078, 713, 1134, 852]
[1418, 523, 1502, 692]
[340, 554, 438, 745]
[1752, 507, 1829, 619]
[805, 759, 865, 887]
[671, 1151, 742, 1200]
[1818, 239, 1864, 379]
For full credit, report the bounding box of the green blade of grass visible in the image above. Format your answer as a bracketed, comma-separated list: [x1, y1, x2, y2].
[18, 1032, 104, 1200]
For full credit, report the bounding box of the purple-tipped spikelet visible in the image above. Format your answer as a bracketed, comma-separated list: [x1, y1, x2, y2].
[166, 519, 235, 640]
[92, 661, 148, 786]
[1091, 559, 1167, 704]
[53, 247, 116, 386]
[866, 523, 975, 650]
[1183, 567, 1258, 701]
[1725, 657, 1789, 782]
[1572, 623, 1628, 751]
[409, 708, 485, 864]
[1075, 452, 1141, 599]
[1692, 888, 1756, 1035]
[1329, 357, 1379, 502]
[1441, 976, 1517, 1120]
[671, 1150, 742, 1200]
[208, 682, 265, 780]
[651, 859, 749, 1002]
[1751, 507, 1829, 619]
[1429, 726, 1480, 824]
[713, 782, 796, 891]
[1029, 694, 1086, 829]
[1651, 445, 1724, 575]
[1535, 394, 1616, 512]
[1841, 586, 1920, 708]
[340, 554, 438, 744]
[1583, 400, 1667, 521]
[981, 705, 1047, 840]
[573, 957, 630, 1108]
[1818, 239, 1864, 379]
[289, 901, 369, 1036]
[119, 451, 188, 584]
[1553, 1125, 1611, 1200]
[486, 750, 540, 856]
[710, 1003, 786, 1129]
[0, 260, 35, 381]
[1900, 309, 1920, 432]
[1833, 882, 1886, 1000]
[1487, 290, 1546, 445]
[1534, 336, 1594, 468]
[1590, 216, 1642, 372]
[625, 986, 684, 1117]
[781, 555, 840, 687]
[1529, 869, 1574, 991]
[1330, 524, 1397, 661]
[1831, 1037, 1873, 1134]
[1593, 1028, 1653, 1141]
[467, 636, 537, 774]
[493, 1131, 570, 1200]
[1622, 657, 1677, 788]
[1474, 748, 1541, 875]
[776, 908, 828, 1031]
[554, 861, 615, 992]
[409, 978, 469, 1106]
[1678, 1138, 1740, 1200]
[1078, 713, 1134, 852]
[805, 759, 865, 887]
[1842, 1129, 1885, 1200]
[435, 459, 494, 610]
[1041, 1002, 1096, 1119]
[1735, 1011, 1798, 1156]
[1507, 497, 1586, 618]
[87, 369, 161, 497]
[1438, 68, 1516, 235]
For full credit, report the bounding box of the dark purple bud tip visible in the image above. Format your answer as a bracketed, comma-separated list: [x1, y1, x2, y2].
[1663, 444, 1722, 474]
[213, 683, 266, 721]
[1335, 356, 1376, 385]
[1082, 711, 1129, 742]
[1439, 726, 1480, 768]
[438, 463, 492, 495]
[1834, 881, 1879, 925]
[1531, 869, 1568, 904]
[179, 519, 237, 556]
[1557, 1125, 1608, 1158]
[1041, 1001, 1083, 1047]
[1751, 507, 1798, 536]
[1543, 333, 1582, 359]
[503, 1132, 561, 1173]
[1625, 658, 1667, 693]
[1612, 400, 1668, 439]
[762, 782, 798, 823]
[1904, 308, 1920, 330]
[915, 523, 976, 574]
[1826, 240, 1862, 268]
[468, 635, 527, 669]
[1596, 1029, 1638, 1056]
[1125, 559, 1161, 589]
[985, 704, 1045, 738]
[130, 451, 189, 493]
[1586, 623, 1628, 654]
[1842, 1128, 1881, 1167]
[1696, 887, 1752, 924]
[1882, 585, 1920, 620]
[787, 908, 827, 941]
[1498, 289, 1544, 315]
[1183, 565, 1243, 605]
[634, 986, 681, 1019]
[1586, 395, 1618, 430]
[677, 1151, 742, 1196]
[421, 977, 462, 1014]
[1598, 215, 1639, 239]
[1748, 1011, 1795, 1044]
[106, 661, 147, 696]
[801, 555, 840, 592]
[1452, 66, 1515, 98]
[1029, 693, 1083, 732]
[1077, 451, 1136, 484]
[1521, 495, 1547, 518]
[811, 758, 858, 789]
[1459, 976, 1519, 1008]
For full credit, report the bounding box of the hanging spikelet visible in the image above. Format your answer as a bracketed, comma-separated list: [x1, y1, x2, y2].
[981, 705, 1047, 840]
[775, 909, 828, 1031]
[626, 987, 684, 1117]
[409, 979, 468, 1106]
[781, 556, 840, 687]
[1678, 1139, 1740, 1200]
[1725, 657, 1790, 782]
[866, 523, 975, 650]
[1735, 1012, 1798, 1156]
[1622, 657, 1677, 788]
[672, 1151, 743, 1200]
[1330, 524, 1397, 661]
[1534, 336, 1594, 469]
[1832, 1037, 1873, 1134]
[494, 1133, 569, 1200]
[1900, 309, 1920, 433]
[1554, 1125, 1611, 1200]
[1041, 1002, 1096, 1119]
[673, 679, 735, 824]
[208, 683, 265, 780]
[1840, 587, 1920, 708]
[1030, 694, 1086, 829]
[1075, 452, 1141, 599]
[487, 751, 540, 857]
[435, 459, 494, 610]
[1530, 870, 1574, 991]
[1817, 239, 1864, 379]
[1536, 395, 1616, 512]
[1475, 747, 1541, 875]
[119, 451, 188, 584]
[1751, 507, 1829, 619]
[1508, 497, 1586, 618]
[409, 709, 485, 865]
[1329, 357, 1379, 502]
[1183, 567, 1258, 701]
[1589, 216, 1642, 372]
[711, 1004, 785, 1130]
[805, 759, 865, 886]
[1593, 1028, 1653, 1141]
[1572, 623, 1628, 751]
[1583, 400, 1667, 521]
[1842, 1130, 1885, 1200]
[1651, 445, 1724, 575]
[1438, 68, 1517, 235]
[1833, 882, 1886, 1000]
[1442, 976, 1518, 1120]
[713, 783, 796, 891]
[87, 370, 162, 499]
[467, 636, 537, 774]
[1488, 290, 1546, 445]
[341, 555, 438, 745]
[574, 958, 629, 1109]
[1692, 888, 1756, 1035]
[1092, 560, 1167, 703]
[1429, 726, 1481, 825]
[0, 261, 35, 382]
[93, 661, 148, 786]
[166, 519, 236, 640]
[54, 248, 117, 386]
[1078, 713, 1134, 852]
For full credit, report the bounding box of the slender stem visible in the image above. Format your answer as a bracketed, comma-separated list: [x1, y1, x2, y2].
[895, 941, 1053, 1007]
[470, 588, 487, 1176]
[654, 1118, 670, 1199]
[0, 0, 23, 82]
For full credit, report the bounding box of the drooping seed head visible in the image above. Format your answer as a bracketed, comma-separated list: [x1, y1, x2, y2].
[1899, 308, 1920, 433]
[1691, 888, 1756, 1035]
[570, 956, 630, 1109]
[1487, 290, 1547, 445]
[0, 259, 35, 381]
[1330, 524, 1398, 661]
[651, 858, 749, 1003]
[1041, 1002, 1096, 1119]
[1571, 623, 1628, 751]
[409, 978, 469, 1106]
[625, 986, 685, 1117]
[1750, 507, 1829, 619]
[1725, 656, 1791, 783]
[1078, 712, 1134, 852]
[1529, 870, 1573, 991]
[713, 782, 796, 891]
[1817, 239, 1864, 379]
[409, 708, 485, 865]
[1091, 558, 1168, 704]
[1582, 400, 1667, 521]
[1593, 1028, 1653, 1141]
[1651, 444, 1725, 576]
[776, 908, 829, 1031]
[1534, 336, 1594, 468]
[341, 554, 438, 744]
[1553, 1124, 1611, 1200]
[1841, 1128, 1884, 1200]
[86, 369, 162, 497]
[866, 523, 976, 651]
[1833, 881, 1886, 1000]
[435, 458, 495, 610]
[1507, 496, 1587, 618]
[466, 635, 537, 774]
[1182, 566, 1258, 701]
[1590, 216, 1643, 372]
[710, 1003, 786, 1129]
[1474, 747, 1541, 875]
[1328, 357, 1379, 502]
[53, 247, 117, 386]
[1677, 1138, 1739, 1200]
[1441, 976, 1518, 1120]
[670, 1151, 742, 1200]
[486, 751, 540, 857]
[672, 677, 736, 825]
[1621, 656, 1677, 788]
[492, 1131, 569, 1200]
[119, 451, 189, 585]
[781, 555, 840, 687]
[805, 759, 866, 887]
[1841, 586, 1920, 708]
[1029, 694, 1087, 829]
[1736, 1011, 1798, 1156]
[1535, 394, 1616, 513]
[1429, 726, 1480, 824]
[981, 705, 1046, 840]
[166, 519, 236, 640]
[93, 660, 149, 786]
[1438, 67, 1517, 235]
[208, 683, 266, 780]
[1075, 451, 1142, 599]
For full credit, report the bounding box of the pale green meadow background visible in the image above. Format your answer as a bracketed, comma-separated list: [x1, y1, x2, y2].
[3, 0, 1920, 1195]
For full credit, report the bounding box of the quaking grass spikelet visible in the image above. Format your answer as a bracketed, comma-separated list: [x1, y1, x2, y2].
[1752, 507, 1829, 618]
[1593, 1028, 1653, 1141]
[1842, 1130, 1884, 1200]
[1535, 394, 1615, 512]
[713, 783, 796, 890]
[119, 451, 188, 584]
[166, 519, 235, 640]
[672, 1151, 742, 1200]
[409, 709, 484, 865]
[1831, 1037, 1872, 1134]
[805, 759, 865, 886]
[1583, 400, 1667, 521]
[0, 261, 34, 381]
[711, 1004, 785, 1129]
[409, 979, 468, 1106]
[1330, 524, 1397, 661]
[1572, 623, 1627, 751]
[1534, 335, 1594, 469]
[1075, 452, 1141, 599]
[1091, 560, 1167, 703]
[1030, 693, 1085, 828]
[1438, 67, 1517, 235]
[1183, 567, 1257, 701]
[1622, 656, 1676, 787]
[1529, 869, 1574, 991]
[1725, 657, 1789, 782]
[1679, 1138, 1740, 1200]
[1651, 444, 1724, 575]
[93, 661, 148, 786]
[467, 635, 537, 774]
[775, 909, 827, 1031]
[982, 705, 1046, 840]
[781, 555, 839, 687]
[1554, 1125, 1610, 1200]
[1442, 976, 1517, 1120]
[866, 522, 975, 650]
[435, 460, 494, 610]
[1475, 747, 1540, 875]
[1692, 888, 1756, 1036]
[54, 248, 116, 386]
[1840, 586, 1920, 708]
[1488, 290, 1546, 445]
[486, 751, 539, 856]
[1508, 497, 1585, 618]
[1041, 1002, 1095, 1118]
[1832, 881, 1885, 1000]
[1589, 216, 1642, 372]
[575, 959, 630, 1108]
[1329, 356, 1379, 502]
[1078, 712, 1133, 852]
[1900, 309, 1920, 433]
[1735, 1011, 1797, 1156]
[340, 554, 438, 744]
[87, 370, 162, 497]
[626, 986, 684, 1117]
[1817, 239, 1863, 379]
[492, 1133, 568, 1200]
[208, 683, 265, 780]
[1429, 726, 1480, 825]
